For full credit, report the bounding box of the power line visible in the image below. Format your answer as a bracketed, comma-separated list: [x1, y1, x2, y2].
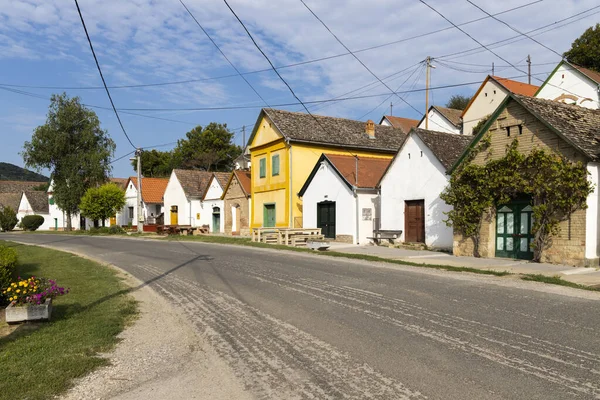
[222, 0, 336, 139]
[300, 0, 422, 116]
[465, 0, 563, 58]
[73, 0, 136, 149]
[179, 0, 270, 107]
[0, 1, 543, 92]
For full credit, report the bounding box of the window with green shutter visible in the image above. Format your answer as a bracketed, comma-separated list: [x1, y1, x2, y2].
[272, 154, 280, 176]
[259, 158, 266, 178]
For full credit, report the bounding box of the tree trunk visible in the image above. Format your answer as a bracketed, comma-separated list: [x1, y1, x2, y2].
[102, 219, 106, 227]
[66, 213, 72, 231]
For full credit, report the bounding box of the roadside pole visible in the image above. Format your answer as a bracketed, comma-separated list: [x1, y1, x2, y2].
[136, 148, 144, 233]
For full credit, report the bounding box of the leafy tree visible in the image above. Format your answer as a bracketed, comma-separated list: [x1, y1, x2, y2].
[0, 207, 18, 232]
[22, 94, 115, 231]
[445, 94, 472, 110]
[131, 149, 174, 177]
[172, 123, 242, 171]
[564, 23, 600, 72]
[79, 183, 126, 227]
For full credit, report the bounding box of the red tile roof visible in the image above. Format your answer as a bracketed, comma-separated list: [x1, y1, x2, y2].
[324, 154, 391, 189]
[235, 170, 251, 196]
[570, 63, 600, 84]
[380, 116, 420, 133]
[492, 76, 539, 97]
[129, 177, 169, 204]
[109, 177, 128, 191]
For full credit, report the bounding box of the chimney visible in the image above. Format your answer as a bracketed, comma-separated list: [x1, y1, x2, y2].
[365, 119, 375, 139]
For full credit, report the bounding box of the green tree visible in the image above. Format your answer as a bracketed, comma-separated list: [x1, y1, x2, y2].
[172, 123, 241, 171]
[0, 207, 18, 232]
[445, 94, 472, 110]
[131, 149, 174, 177]
[79, 183, 126, 227]
[22, 94, 115, 231]
[564, 23, 600, 72]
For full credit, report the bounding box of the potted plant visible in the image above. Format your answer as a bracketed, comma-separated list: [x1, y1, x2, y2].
[3, 276, 68, 323]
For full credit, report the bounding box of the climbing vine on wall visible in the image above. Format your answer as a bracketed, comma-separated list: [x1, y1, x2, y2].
[441, 140, 593, 262]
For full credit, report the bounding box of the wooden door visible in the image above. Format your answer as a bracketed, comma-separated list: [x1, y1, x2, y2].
[170, 205, 178, 225]
[263, 204, 276, 227]
[404, 200, 425, 243]
[317, 201, 336, 238]
[212, 207, 221, 233]
[495, 201, 534, 260]
[110, 216, 116, 226]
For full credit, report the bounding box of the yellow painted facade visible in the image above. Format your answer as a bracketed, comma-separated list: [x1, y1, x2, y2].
[249, 115, 394, 228]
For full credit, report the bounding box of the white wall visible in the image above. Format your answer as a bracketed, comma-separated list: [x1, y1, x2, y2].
[380, 118, 392, 126]
[163, 171, 191, 226]
[585, 163, 599, 261]
[16, 194, 53, 231]
[379, 134, 453, 250]
[357, 192, 379, 245]
[463, 80, 508, 135]
[536, 64, 599, 109]
[302, 161, 358, 243]
[417, 109, 460, 134]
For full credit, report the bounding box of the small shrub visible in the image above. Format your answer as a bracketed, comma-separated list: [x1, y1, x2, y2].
[89, 226, 124, 235]
[0, 206, 18, 232]
[108, 225, 125, 234]
[0, 245, 18, 304]
[21, 215, 45, 231]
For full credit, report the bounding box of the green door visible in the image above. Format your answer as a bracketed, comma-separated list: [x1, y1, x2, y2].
[495, 201, 534, 260]
[212, 207, 220, 233]
[263, 204, 276, 227]
[317, 201, 336, 239]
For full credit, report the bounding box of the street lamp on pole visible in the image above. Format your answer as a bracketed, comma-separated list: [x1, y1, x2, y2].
[130, 149, 144, 233]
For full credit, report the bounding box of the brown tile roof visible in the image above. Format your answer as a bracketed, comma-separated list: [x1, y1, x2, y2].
[212, 172, 231, 189]
[235, 170, 251, 196]
[109, 177, 128, 191]
[0, 192, 22, 211]
[172, 169, 213, 199]
[0, 181, 45, 193]
[380, 116, 420, 133]
[413, 129, 474, 170]
[24, 191, 49, 214]
[324, 154, 391, 189]
[432, 106, 462, 127]
[512, 94, 600, 160]
[492, 76, 539, 97]
[570, 63, 600, 85]
[129, 177, 169, 204]
[261, 108, 407, 153]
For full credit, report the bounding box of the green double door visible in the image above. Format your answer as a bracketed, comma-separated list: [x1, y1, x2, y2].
[495, 200, 534, 260]
[317, 201, 336, 238]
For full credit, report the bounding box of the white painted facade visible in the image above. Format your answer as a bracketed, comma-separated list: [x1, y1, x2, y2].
[536, 63, 599, 109]
[462, 79, 509, 135]
[301, 161, 377, 245]
[16, 193, 53, 231]
[379, 134, 454, 250]
[202, 175, 225, 233]
[585, 163, 600, 262]
[118, 180, 164, 227]
[417, 109, 460, 134]
[380, 118, 392, 127]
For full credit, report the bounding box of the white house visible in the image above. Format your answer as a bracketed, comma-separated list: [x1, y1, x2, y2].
[17, 191, 53, 230]
[535, 60, 600, 109]
[118, 177, 168, 228]
[299, 154, 391, 245]
[378, 115, 419, 133]
[379, 128, 472, 250]
[462, 75, 539, 135]
[164, 169, 229, 232]
[417, 105, 462, 134]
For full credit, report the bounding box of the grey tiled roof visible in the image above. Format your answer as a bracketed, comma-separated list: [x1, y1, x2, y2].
[24, 191, 49, 214]
[213, 172, 231, 189]
[513, 94, 600, 159]
[173, 169, 213, 198]
[433, 106, 462, 127]
[0, 192, 21, 211]
[414, 129, 474, 170]
[0, 181, 45, 193]
[263, 108, 406, 152]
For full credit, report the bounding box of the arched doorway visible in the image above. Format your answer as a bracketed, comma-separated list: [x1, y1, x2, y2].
[212, 206, 221, 233]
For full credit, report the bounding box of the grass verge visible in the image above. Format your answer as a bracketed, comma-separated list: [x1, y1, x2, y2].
[166, 234, 512, 277]
[0, 241, 137, 400]
[521, 274, 600, 291]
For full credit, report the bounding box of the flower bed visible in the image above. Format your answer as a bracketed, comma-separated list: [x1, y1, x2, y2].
[3, 276, 68, 322]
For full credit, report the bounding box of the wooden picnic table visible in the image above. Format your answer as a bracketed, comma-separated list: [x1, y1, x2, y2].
[251, 227, 323, 245]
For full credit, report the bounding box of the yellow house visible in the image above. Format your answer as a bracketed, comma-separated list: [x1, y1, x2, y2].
[248, 108, 408, 228]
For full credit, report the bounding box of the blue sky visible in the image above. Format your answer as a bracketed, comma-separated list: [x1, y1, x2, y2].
[0, 0, 598, 178]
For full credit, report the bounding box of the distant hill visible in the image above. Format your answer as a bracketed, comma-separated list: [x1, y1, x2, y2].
[0, 162, 49, 182]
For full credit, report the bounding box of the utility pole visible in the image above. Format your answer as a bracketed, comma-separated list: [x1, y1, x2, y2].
[527, 55, 531, 84]
[425, 56, 432, 129]
[390, 102, 393, 116]
[492, 62, 494, 76]
[136, 148, 144, 233]
[242, 125, 246, 149]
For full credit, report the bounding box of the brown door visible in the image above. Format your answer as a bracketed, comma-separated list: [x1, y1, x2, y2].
[405, 200, 425, 243]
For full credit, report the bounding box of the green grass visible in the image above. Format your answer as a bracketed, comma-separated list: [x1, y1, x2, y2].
[0, 241, 138, 400]
[167, 234, 512, 277]
[521, 273, 600, 291]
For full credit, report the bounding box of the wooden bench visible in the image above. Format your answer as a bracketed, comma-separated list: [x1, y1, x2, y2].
[368, 230, 403, 245]
[261, 232, 280, 244]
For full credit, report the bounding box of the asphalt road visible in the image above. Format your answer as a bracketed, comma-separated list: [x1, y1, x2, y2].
[4, 234, 600, 400]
